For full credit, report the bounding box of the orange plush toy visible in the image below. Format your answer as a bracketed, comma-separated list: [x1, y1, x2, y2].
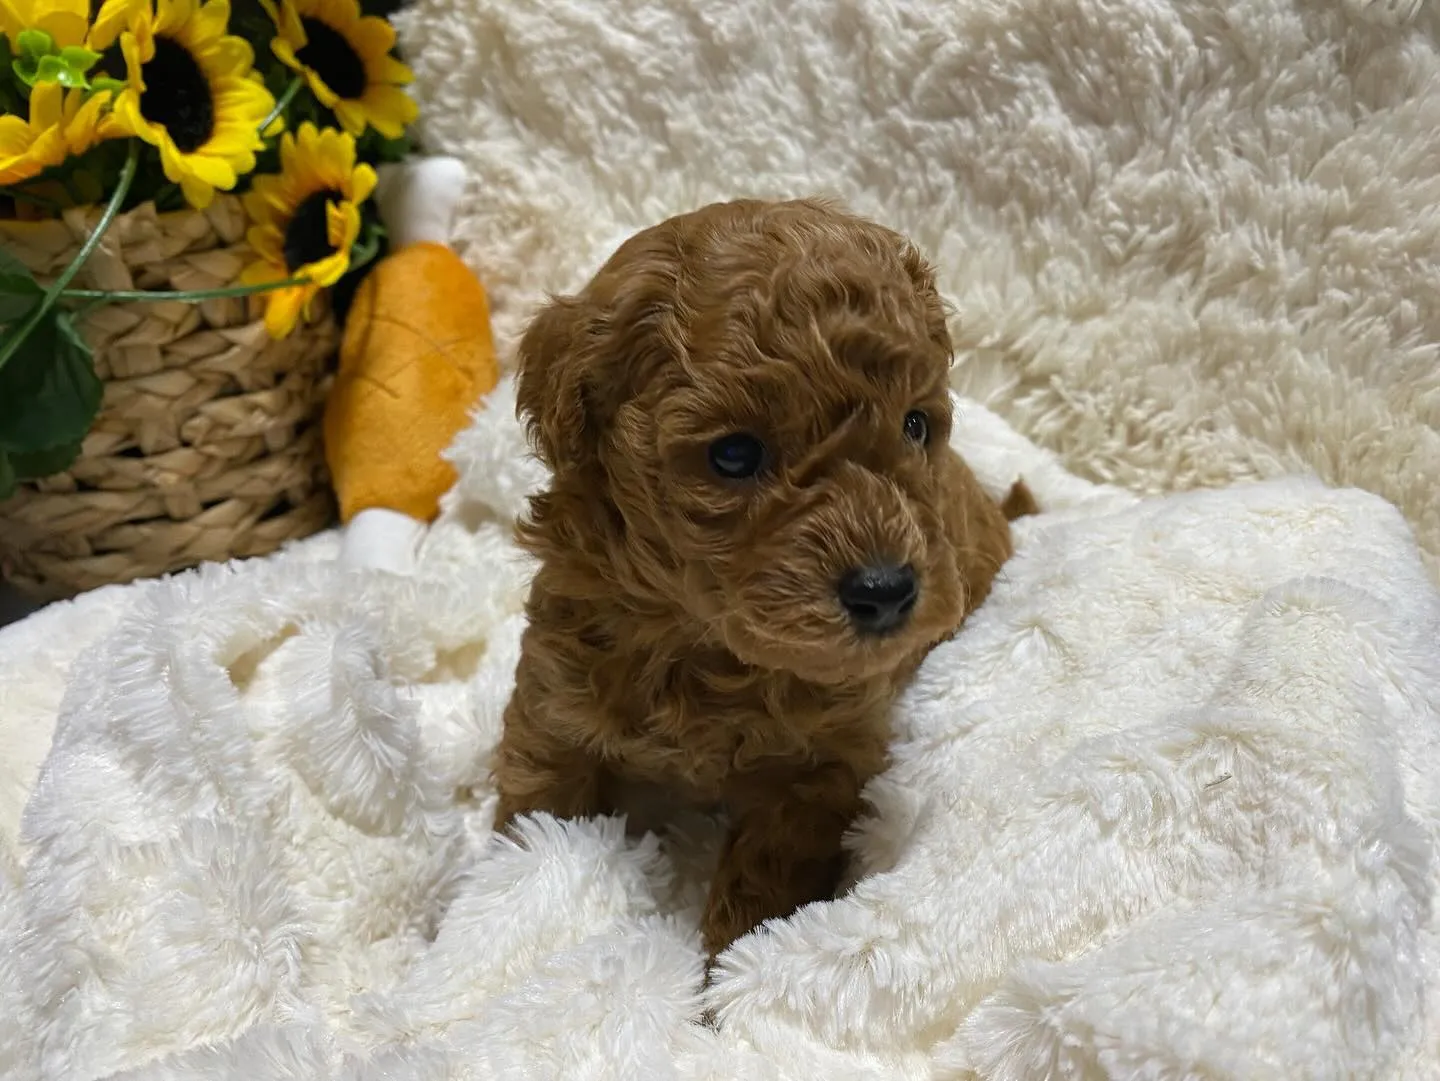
[325, 157, 500, 573]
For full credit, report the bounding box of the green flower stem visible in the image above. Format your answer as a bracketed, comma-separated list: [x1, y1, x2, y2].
[61, 276, 310, 305]
[260, 75, 304, 136]
[0, 140, 140, 377]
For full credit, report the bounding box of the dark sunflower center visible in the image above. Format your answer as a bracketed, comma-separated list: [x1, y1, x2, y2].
[296, 17, 366, 99]
[139, 36, 214, 153]
[284, 189, 343, 272]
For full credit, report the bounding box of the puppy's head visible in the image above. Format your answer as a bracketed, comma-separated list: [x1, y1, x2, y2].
[517, 198, 1009, 685]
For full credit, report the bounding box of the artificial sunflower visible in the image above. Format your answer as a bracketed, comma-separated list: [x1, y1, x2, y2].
[260, 0, 415, 139]
[94, 0, 275, 208]
[240, 122, 376, 338]
[0, 80, 111, 184]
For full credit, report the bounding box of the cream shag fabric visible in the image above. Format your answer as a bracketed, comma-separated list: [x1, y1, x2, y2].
[395, 0, 1440, 583]
[1, 382, 1438, 1080]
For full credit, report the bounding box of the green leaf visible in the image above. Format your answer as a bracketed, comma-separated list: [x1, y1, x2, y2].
[0, 308, 102, 455]
[59, 46, 100, 73]
[12, 55, 39, 87]
[349, 218, 385, 273]
[356, 127, 412, 166]
[11, 31, 98, 89]
[9, 440, 83, 480]
[0, 452, 13, 501]
[0, 249, 43, 327]
[35, 55, 69, 85]
[34, 51, 95, 88]
[16, 29, 54, 60]
[11, 29, 54, 87]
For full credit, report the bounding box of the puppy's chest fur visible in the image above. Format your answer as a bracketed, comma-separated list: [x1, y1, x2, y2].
[517, 585, 895, 807]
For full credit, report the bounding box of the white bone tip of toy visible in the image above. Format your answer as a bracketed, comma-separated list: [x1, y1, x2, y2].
[337, 507, 427, 575]
[373, 156, 468, 249]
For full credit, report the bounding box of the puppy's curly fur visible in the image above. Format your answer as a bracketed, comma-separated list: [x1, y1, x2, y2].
[494, 198, 1027, 957]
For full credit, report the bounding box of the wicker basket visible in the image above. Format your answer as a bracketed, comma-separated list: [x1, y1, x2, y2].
[0, 196, 339, 601]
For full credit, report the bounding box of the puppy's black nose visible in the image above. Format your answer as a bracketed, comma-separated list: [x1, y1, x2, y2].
[837, 564, 919, 635]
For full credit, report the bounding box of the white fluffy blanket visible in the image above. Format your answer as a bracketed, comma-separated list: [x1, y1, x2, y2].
[2, 383, 1440, 1080]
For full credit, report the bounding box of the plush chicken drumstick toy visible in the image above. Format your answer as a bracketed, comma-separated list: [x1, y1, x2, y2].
[325, 156, 499, 573]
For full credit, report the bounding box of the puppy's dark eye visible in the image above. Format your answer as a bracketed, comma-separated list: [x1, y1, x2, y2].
[708, 433, 766, 479]
[903, 409, 930, 445]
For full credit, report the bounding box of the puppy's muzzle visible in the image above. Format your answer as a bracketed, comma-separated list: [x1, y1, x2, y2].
[837, 563, 918, 635]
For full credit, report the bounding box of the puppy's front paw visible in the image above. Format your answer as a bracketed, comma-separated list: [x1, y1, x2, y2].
[700, 884, 762, 959]
[700, 846, 843, 958]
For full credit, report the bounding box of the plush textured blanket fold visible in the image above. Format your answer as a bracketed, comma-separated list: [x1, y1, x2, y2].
[1, 386, 1438, 1080]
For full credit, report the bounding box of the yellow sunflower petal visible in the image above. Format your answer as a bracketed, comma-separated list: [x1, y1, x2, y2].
[349, 162, 377, 205]
[211, 75, 272, 114]
[154, 0, 192, 36]
[246, 177, 291, 215]
[107, 91, 144, 140]
[184, 151, 237, 190]
[187, 0, 230, 45]
[330, 99, 367, 136]
[240, 188, 270, 226]
[291, 120, 321, 155]
[246, 224, 286, 265]
[356, 84, 415, 139]
[0, 112, 67, 185]
[324, 198, 357, 249]
[264, 284, 312, 338]
[0, 116, 31, 158]
[3, 0, 89, 45]
[37, 9, 88, 48]
[275, 126, 298, 161]
[350, 14, 395, 55]
[61, 89, 113, 156]
[96, 107, 130, 141]
[302, 289, 328, 327]
[0, 0, 21, 43]
[156, 136, 189, 181]
[0, 127, 41, 186]
[240, 257, 286, 286]
[201, 34, 255, 77]
[268, 0, 305, 44]
[311, 125, 353, 172]
[89, 0, 142, 49]
[120, 30, 150, 86]
[180, 172, 216, 209]
[270, 36, 300, 69]
[0, 159, 43, 186]
[302, 69, 340, 109]
[303, 248, 350, 288]
[26, 82, 63, 129]
[371, 54, 412, 86]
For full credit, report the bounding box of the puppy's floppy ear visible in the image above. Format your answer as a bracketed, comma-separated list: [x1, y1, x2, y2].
[514, 293, 594, 472]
